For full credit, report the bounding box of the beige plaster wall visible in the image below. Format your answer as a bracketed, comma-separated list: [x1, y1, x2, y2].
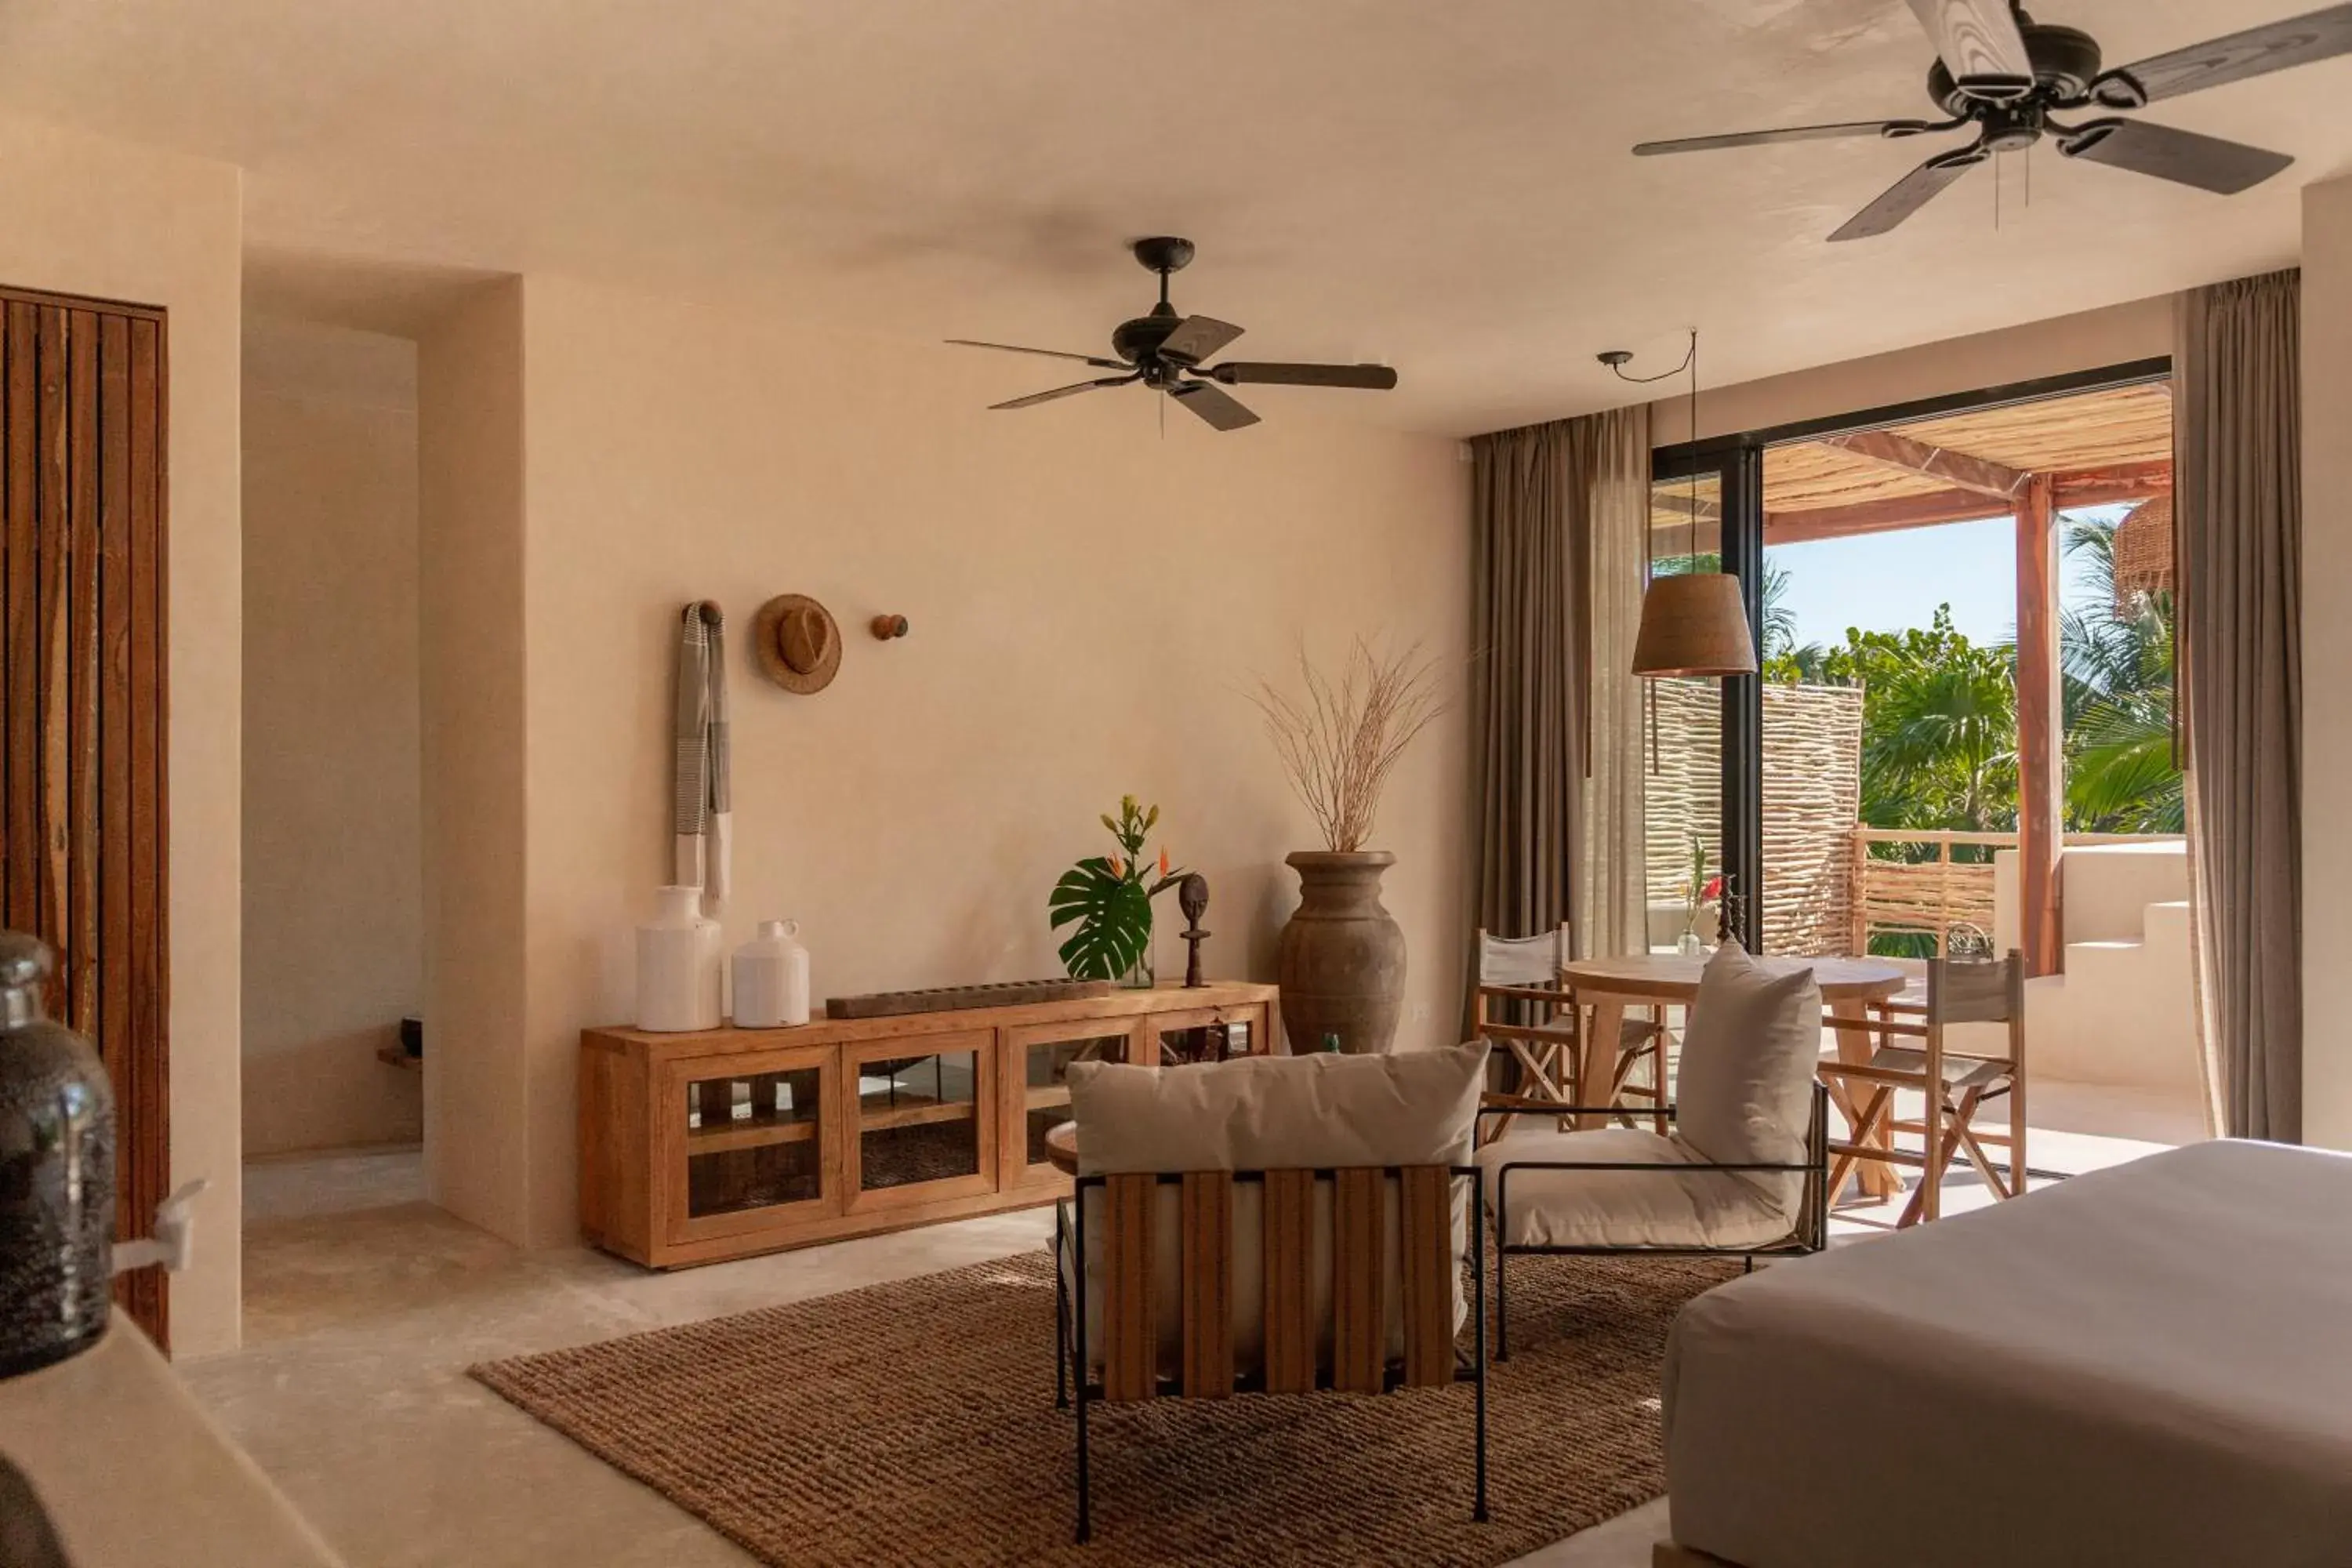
[505, 272, 1472, 1247]
[0, 114, 245, 1356]
[241, 317, 423, 1156]
[1646, 292, 2174, 445]
[2302, 176, 2351, 1152]
[416, 281, 532, 1242]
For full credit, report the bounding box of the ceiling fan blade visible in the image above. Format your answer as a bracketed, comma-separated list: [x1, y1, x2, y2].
[988, 374, 1138, 411]
[1167, 380, 1261, 432]
[1156, 315, 1245, 365]
[946, 338, 1127, 371]
[1828, 145, 1987, 241]
[2091, 4, 2352, 107]
[1633, 118, 1933, 155]
[2057, 118, 2292, 195]
[1906, 0, 2035, 99]
[1206, 362, 1399, 390]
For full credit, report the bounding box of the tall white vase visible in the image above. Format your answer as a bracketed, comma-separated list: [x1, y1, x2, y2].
[637, 884, 721, 1032]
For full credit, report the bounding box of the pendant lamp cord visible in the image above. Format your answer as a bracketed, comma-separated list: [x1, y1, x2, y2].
[1604, 331, 1704, 769]
[1603, 330, 1704, 567]
[1686, 330, 1700, 567]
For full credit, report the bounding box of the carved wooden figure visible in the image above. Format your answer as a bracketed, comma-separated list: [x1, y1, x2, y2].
[1178, 873, 1211, 988]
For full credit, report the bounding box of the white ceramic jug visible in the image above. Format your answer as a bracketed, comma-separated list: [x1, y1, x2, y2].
[637, 884, 722, 1032]
[731, 919, 810, 1028]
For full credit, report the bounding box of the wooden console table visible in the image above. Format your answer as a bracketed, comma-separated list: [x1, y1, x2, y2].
[579, 981, 1279, 1269]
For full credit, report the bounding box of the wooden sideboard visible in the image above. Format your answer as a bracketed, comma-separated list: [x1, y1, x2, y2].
[579, 981, 1279, 1269]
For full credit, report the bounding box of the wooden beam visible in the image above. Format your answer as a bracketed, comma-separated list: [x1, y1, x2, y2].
[1765, 486, 2013, 543]
[2014, 475, 2063, 978]
[1651, 489, 1721, 524]
[1647, 517, 1722, 556]
[1821, 428, 2030, 501]
[2050, 458, 2171, 510]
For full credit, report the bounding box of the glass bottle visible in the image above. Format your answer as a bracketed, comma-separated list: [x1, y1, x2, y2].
[0, 931, 115, 1376]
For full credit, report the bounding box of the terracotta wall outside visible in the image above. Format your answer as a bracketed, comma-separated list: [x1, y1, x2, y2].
[241, 317, 424, 1156]
[485, 272, 1472, 1248]
[0, 115, 245, 1356]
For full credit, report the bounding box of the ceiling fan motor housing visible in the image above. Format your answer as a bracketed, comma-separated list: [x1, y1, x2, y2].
[1929, 21, 2102, 117]
[1112, 308, 1182, 369]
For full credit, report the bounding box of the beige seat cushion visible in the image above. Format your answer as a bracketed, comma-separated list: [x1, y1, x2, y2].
[1475, 1126, 1795, 1251]
[1061, 1044, 1487, 1378]
[1674, 941, 1821, 1218]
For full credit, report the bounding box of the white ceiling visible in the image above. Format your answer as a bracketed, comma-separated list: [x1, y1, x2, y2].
[1, 0, 2343, 435]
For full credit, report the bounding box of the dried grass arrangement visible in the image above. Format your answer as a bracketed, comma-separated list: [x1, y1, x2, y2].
[1249, 641, 1446, 853]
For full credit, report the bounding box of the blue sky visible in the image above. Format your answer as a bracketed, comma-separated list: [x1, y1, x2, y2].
[1765, 504, 2132, 652]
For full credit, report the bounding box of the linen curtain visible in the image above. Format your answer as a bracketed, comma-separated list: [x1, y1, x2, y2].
[1468, 408, 1646, 958]
[1577, 406, 1652, 958]
[2176, 269, 2302, 1142]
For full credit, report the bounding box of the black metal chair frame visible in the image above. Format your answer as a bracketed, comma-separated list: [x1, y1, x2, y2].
[1053, 1164, 1490, 1545]
[1479, 1081, 1830, 1359]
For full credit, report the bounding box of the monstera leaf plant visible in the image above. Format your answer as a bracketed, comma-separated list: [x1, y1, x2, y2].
[1050, 796, 1185, 985]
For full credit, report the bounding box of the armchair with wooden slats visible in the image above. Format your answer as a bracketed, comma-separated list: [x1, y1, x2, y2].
[1817, 952, 2027, 1226]
[1472, 925, 1666, 1138]
[1051, 1047, 1491, 1544]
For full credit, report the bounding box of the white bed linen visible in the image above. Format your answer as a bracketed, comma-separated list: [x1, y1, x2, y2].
[1661, 1140, 2352, 1568]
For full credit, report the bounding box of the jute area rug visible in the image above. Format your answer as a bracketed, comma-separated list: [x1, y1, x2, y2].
[471, 1248, 1734, 1567]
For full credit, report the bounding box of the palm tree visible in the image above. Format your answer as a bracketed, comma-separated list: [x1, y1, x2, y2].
[1661, 551, 1803, 659]
[2059, 517, 2181, 833]
[1759, 559, 1800, 659]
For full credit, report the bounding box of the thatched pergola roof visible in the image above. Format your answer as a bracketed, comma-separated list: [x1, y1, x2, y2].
[1651, 380, 2174, 551]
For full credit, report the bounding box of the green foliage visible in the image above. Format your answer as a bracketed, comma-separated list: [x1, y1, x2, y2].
[1759, 515, 2181, 838]
[1776, 608, 2021, 833]
[1048, 796, 1186, 981]
[2058, 518, 2181, 833]
[1047, 858, 1155, 979]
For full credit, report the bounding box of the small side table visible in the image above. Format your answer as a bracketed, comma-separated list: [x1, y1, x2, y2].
[1044, 1120, 1080, 1177]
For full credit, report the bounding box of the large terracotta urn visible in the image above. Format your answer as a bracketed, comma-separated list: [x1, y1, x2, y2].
[1277, 851, 1406, 1054]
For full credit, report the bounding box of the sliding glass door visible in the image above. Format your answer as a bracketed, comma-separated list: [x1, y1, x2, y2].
[1645, 442, 1762, 952]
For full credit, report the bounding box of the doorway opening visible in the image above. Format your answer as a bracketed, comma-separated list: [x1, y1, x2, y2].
[1649, 361, 2205, 1207]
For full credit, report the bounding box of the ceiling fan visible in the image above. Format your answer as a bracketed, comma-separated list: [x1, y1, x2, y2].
[947, 237, 1398, 431]
[1634, 1, 2352, 240]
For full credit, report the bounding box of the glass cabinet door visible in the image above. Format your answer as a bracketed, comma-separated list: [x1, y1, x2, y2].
[844, 1029, 995, 1210]
[663, 1045, 834, 1242]
[1000, 1025, 1132, 1188]
[1151, 1004, 1269, 1067]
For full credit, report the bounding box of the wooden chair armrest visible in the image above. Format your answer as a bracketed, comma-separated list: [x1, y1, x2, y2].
[1821, 1013, 1932, 1037]
[1477, 982, 1573, 1005]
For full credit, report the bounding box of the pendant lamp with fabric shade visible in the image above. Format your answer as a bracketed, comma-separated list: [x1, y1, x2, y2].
[1609, 332, 1757, 678]
[1631, 569, 1757, 676]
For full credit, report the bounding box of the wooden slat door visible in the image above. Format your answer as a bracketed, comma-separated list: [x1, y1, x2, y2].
[0, 286, 169, 1348]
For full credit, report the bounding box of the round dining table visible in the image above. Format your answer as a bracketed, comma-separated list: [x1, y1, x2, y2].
[1559, 951, 1909, 1197]
[1044, 1119, 1081, 1177]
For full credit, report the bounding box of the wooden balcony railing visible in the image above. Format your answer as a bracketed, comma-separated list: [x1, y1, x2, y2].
[1849, 828, 2171, 960]
[1850, 829, 2005, 956]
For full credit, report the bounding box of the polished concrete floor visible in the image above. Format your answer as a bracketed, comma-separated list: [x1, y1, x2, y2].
[199, 1084, 2194, 1568]
[197, 1149, 1672, 1566]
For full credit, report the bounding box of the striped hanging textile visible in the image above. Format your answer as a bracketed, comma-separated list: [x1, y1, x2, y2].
[672, 602, 732, 913]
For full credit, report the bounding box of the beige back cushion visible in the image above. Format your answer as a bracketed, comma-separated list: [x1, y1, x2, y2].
[1067, 1043, 1487, 1175]
[1673, 942, 1821, 1216]
[1063, 1044, 1487, 1379]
